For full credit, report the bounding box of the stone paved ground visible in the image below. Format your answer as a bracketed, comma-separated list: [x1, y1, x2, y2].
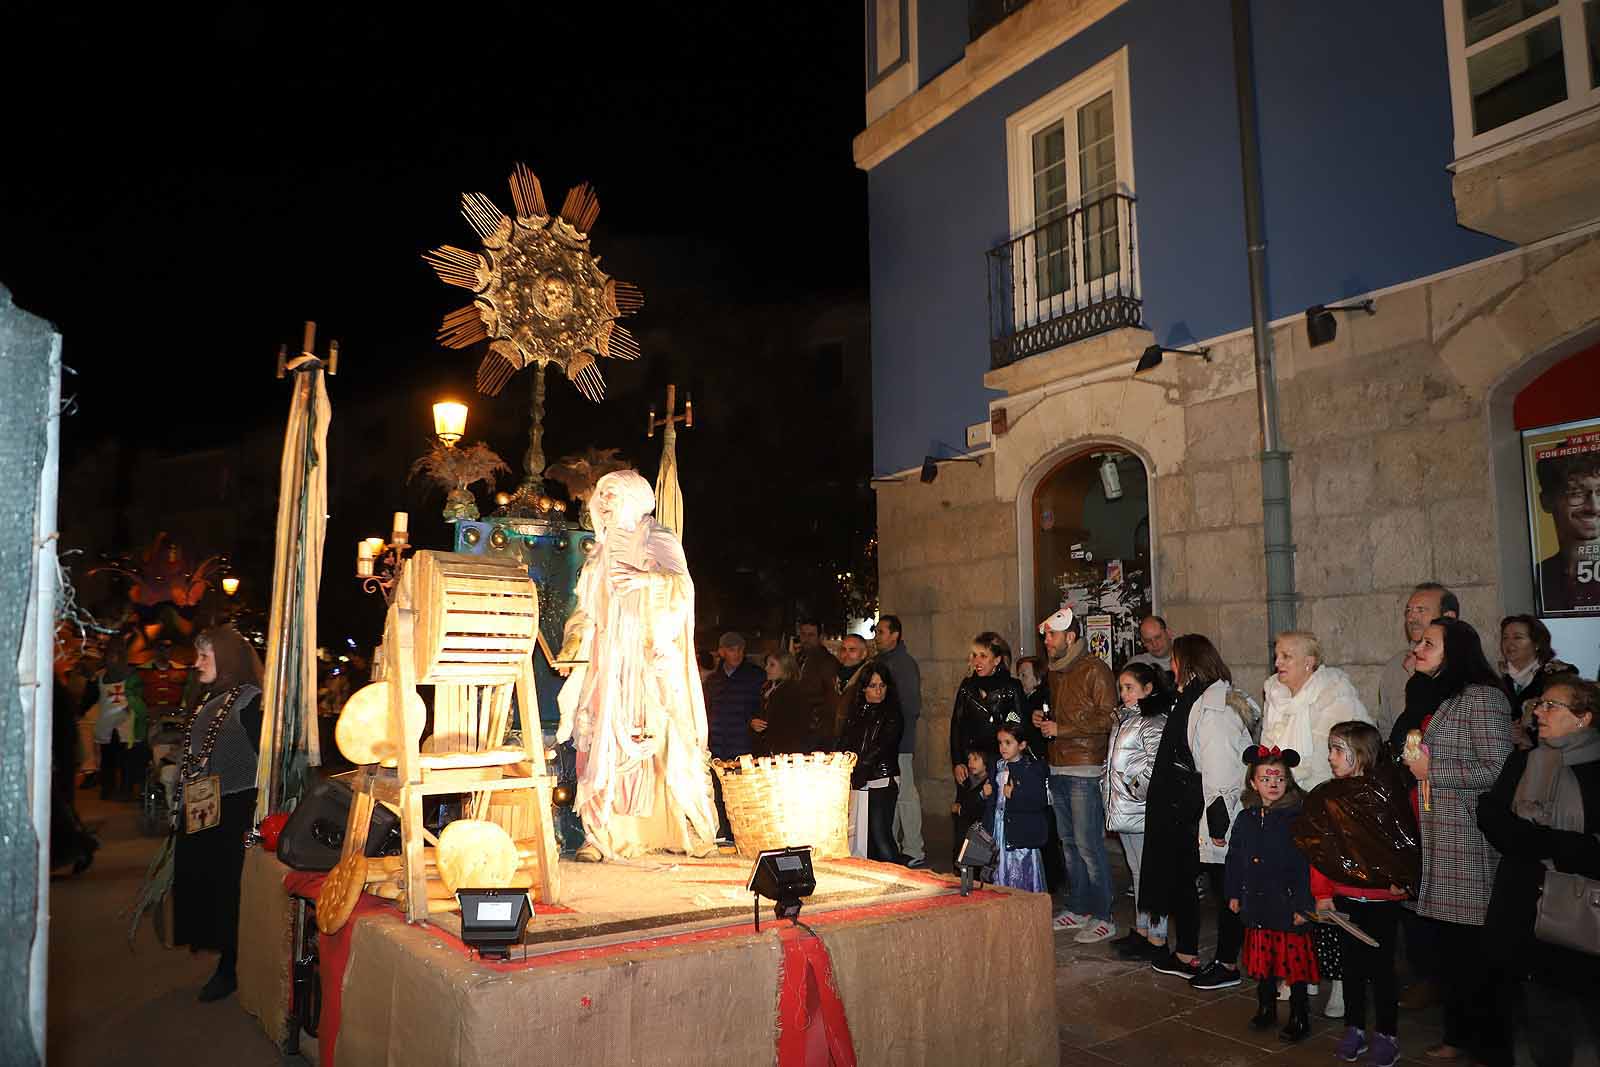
[47, 793, 290, 1067]
[922, 816, 1459, 1067]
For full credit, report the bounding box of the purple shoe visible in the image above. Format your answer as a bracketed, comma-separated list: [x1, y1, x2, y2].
[1334, 1027, 1367, 1062]
[1367, 1033, 1399, 1067]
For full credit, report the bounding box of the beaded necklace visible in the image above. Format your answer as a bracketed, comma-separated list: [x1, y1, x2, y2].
[182, 685, 245, 782]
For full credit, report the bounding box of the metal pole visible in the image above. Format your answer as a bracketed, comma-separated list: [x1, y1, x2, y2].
[1230, 0, 1297, 640]
[520, 361, 547, 496]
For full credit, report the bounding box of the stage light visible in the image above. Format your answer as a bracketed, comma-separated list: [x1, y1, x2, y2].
[455, 888, 532, 960]
[1134, 345, 1211, 374]
[1304, 299, 1375, 348]
[432, 401, 468, 446]
[748, 846, 815, 930]
[920, 442, 984, 485]
[955, 823, 997, 897]
[221, 576, 240, 597]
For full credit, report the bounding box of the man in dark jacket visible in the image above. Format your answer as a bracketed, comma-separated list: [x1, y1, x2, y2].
[875, 614, 927, 868]
[796, 620, 842, 749]
[703, 632, 764, 843]
[835, 634, 871, 741]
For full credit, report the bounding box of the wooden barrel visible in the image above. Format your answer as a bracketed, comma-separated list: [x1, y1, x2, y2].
[409, 551, 538, 684]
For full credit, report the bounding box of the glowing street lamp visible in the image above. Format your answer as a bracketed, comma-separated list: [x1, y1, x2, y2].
[433, 401, 468, 446]
[221, 576, 241, 597]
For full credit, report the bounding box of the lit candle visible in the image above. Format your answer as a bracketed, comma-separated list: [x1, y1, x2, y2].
[357, 540, 375, 577]
[391, 511, 409, 546]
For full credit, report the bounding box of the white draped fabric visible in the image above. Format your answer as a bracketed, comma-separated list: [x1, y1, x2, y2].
[556, 471, 715, 858]
[254, 361, 329, 821]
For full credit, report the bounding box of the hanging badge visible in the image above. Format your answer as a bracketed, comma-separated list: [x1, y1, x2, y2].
[184, 775, 222, 834]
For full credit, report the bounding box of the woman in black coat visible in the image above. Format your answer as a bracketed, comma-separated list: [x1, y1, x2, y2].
[173, 625, 264, 1003]
[949, 631, 1029, 782]
[839, 662, 903, 862]
[1477, 678, 1600, 1067]
[751, 651, 818, 756]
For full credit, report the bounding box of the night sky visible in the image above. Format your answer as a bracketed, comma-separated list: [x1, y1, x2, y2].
[3, 3, 872, 639]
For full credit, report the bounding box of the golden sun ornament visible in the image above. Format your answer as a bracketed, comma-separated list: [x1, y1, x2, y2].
[424, 163, 643, 402]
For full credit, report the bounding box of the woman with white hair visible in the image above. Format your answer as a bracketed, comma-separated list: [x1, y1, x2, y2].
[1263, 632, 1373, 794]
[1262, 629, 1373, 1019]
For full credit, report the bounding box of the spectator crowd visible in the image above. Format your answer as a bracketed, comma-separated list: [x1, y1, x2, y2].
[704, 585, 1600, 1067]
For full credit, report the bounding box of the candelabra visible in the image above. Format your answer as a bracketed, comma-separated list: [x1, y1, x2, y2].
[355, 513, 413, 603]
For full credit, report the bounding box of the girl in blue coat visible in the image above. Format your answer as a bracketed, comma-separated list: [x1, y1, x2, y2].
[1225, 746, 1318, 1043]
[983, 723, 1049, 892]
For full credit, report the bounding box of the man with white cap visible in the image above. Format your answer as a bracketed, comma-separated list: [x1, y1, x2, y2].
[1031, 607, 1120, 943]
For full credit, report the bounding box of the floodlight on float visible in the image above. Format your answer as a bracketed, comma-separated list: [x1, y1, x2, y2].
[955, 822, 997, 897]
[748, 846, 816, 931]
[455, 888, 533, 960]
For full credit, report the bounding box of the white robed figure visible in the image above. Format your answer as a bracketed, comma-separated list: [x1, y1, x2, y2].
[556, 470, 717, 859]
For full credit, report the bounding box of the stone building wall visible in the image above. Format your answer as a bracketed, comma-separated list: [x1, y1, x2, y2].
[876, 229, 1600, 818]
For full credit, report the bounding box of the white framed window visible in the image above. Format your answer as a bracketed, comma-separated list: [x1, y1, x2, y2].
[1443, 0, 1600, 164]
[1004, 48, 1137, 316]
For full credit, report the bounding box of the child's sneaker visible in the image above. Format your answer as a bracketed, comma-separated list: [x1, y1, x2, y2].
[1074, 919, 1117, 944]
[1334, 1027, 1368, 1062]
[1051, 910, 1088, 932]
[1367, 1033, 1399, 1067]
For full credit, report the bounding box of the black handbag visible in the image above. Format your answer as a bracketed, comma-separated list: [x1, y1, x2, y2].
[276, 776, 401, 871]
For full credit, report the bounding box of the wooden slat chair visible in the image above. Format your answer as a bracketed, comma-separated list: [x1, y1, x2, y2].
[359, 550, 561, 922]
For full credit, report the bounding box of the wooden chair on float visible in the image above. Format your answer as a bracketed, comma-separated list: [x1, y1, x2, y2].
[319, 550, 561, 931]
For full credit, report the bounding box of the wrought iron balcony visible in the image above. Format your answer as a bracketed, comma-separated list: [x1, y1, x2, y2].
[969, 0, 1035, 42]
[985, 192, 1141, 370]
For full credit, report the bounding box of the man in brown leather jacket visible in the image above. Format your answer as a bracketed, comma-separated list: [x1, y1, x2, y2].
[1031, 607, 1119, 943]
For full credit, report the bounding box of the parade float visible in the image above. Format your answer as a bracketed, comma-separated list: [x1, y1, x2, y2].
[231, 164, 1053, 1067]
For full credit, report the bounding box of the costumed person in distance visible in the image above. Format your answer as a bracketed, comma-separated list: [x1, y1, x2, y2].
[555, 469, 717, 861]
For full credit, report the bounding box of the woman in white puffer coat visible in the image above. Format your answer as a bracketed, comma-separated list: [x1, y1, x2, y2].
[1261, 631, 1372, 794]
[1260, 629, 1373, 1018]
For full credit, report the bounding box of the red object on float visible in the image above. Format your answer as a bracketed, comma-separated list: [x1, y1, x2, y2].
[259, 812, 290, 850]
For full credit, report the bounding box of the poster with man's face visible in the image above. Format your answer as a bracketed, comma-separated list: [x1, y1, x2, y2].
[1525, 418, 1600, 617]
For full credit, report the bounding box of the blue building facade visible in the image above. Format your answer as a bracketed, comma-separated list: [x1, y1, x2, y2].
[866, 0, 1507, 477]
[859, 0, 1600, 805]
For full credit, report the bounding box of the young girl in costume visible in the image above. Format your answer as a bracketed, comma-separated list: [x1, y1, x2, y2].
[1105, 662, 1172, 958]
[1301, 722, 1417, 1067]
[1224, 746, 1318, 1042]
[982, 723, 1049, 892]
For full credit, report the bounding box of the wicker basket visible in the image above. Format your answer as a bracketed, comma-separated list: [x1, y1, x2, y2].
[711, 752, 857, 860]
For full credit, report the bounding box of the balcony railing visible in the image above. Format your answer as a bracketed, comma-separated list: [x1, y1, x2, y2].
[969, 0, 1035, 42]
[985, 192, 1141, 370]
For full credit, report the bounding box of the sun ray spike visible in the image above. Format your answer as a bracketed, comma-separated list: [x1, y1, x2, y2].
[612, 279, 644, 315]
[509, 163, 546, 218]
[438, 306, 488, 348]
[475, 351, 516, 396]
[461, 191, 507, 242]
[559, 183, 601, 232]
[606, 322, 640, 361]
[422, 246, 487, 290]
[573, 362, 606, 403]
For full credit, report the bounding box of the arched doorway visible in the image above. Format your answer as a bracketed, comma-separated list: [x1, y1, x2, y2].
[1029, 447, 1151, 667]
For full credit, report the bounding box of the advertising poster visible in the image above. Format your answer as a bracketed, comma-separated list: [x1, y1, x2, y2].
[1086, 614, 1114, 668]
[1523, 417, 1600, 617]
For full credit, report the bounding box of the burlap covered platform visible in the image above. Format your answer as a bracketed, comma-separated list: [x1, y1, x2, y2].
[245, 851, 1056, 1065]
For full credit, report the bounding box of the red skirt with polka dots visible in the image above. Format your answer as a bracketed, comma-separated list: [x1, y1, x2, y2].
[1242, 929, 1320, 984]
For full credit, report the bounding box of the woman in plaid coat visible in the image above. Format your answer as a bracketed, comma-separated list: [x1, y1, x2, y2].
[1393, 618, 1512, 1064]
